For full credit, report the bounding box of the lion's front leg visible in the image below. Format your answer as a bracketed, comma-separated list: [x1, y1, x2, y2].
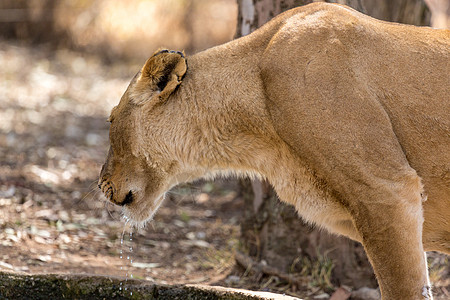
[349, 178, 432, 300]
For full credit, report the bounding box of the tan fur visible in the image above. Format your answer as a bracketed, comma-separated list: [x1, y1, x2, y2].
[98, 3, 449, 299]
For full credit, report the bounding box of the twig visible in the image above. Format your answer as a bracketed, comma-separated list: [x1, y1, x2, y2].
[234, 250, 305, 287]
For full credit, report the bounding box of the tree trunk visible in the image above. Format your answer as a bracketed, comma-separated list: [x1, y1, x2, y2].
[0, 0, 64, 44]
[361, 0, 430, 26]
[236, 0, 431, 289]
[239, 178, 375, 288]
[424, 0, 450, 28]
[235, 0, 315, 37]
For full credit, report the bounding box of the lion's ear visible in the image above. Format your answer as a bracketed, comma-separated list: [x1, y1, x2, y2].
[131, 49, 187, 105]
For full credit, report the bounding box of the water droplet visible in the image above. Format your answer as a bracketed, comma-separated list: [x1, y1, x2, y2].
[117, 223, 136, 296]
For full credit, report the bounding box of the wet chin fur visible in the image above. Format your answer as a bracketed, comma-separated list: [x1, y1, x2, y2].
[122, 195, 165, 228]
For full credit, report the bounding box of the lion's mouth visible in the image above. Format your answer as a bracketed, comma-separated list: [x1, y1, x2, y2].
[122, 191, 134, 206]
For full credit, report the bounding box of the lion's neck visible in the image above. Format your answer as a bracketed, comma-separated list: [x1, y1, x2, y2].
[167, 48, 335, 216]
[165, 46, 300, 204]
[174, 46, 272, 170]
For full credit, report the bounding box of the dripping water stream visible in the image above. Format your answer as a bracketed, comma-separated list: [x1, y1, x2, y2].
[119, 219, 134, 296]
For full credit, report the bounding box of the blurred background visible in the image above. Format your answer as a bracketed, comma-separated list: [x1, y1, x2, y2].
[0, 0, 237, 60]
[0, 0, 448, 299]
[0, 0, 242, 294]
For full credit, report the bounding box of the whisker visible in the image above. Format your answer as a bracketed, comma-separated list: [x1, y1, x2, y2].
[80, 187, 99, 204]
[188, 183, 200, 204]
[121, 219, 130, 242]
[72, 180, 102, 207]
[105, 200, 120, 221]
[87, 180, 99, 191]
[150, 222, 156, 231]
[168, 183, 202, 206]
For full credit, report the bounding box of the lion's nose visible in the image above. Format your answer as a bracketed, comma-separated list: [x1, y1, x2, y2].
[98, 180, 132, 206]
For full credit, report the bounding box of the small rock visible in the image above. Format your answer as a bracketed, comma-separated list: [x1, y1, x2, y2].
[314, 293, 330, 299]
[56, 220, 65, 231]
[186, 232, 196, 240]
[16, 266, 29, 272]
[173, 220, 185, 228]
[35, 209, 58, 221]
[160, 241, 170, 249]
[196, 231, 206, 240]
[195, 193, 209, 203]
[330, 286, 351, 300]
[77, 231, 88, 238]
[6, 234, 19, 243]
[5, 228, 15, 235]
[180, 240, 210, 248]
[37, 255, 52, 262]
[21, 199, 33, 210]
[0, 186, 16, 198]
[58, 234, 71, 244]
[192, 240, 210, 248]
[225, 275, 240, 285]
[132, 262, 160, 269]
[0, 261, 13, 269]
[204, 210, 215, 217]
[351, 287, 381, 300]
[0, 198, 12, 206]
[34, 236, 47, 244]
[35, 229, 51, 238]
[29, 166, 60, 184]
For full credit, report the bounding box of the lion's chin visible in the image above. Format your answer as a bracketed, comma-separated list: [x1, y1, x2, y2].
[121, 208, 151, 230]
[121, 194, 166, 229]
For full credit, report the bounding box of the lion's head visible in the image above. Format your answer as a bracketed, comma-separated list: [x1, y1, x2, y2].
[98, 49, 188, 224]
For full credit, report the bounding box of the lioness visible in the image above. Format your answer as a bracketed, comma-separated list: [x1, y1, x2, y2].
[98, 3, 449, 299]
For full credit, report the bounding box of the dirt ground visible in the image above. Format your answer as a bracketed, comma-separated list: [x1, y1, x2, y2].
[0, 41, 448, 299]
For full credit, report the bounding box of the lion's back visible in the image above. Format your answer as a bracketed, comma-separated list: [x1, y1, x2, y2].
[259, 2, 449, 171]
[256, 3, 449, 215]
